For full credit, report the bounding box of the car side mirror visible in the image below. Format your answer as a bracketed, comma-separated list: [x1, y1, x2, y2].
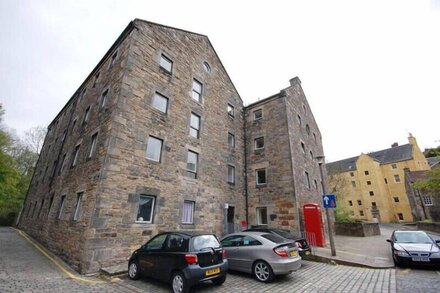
[386, 239, 392, 243]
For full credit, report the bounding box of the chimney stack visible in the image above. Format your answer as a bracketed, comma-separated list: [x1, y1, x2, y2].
[391, 142, 399, 148]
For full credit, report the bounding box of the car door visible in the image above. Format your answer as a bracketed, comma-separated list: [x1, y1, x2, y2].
[138, 233, 168, 278]
[233, 235, 263, 273]
[220, 235, 243, 271]
[160, 233, 187, 280]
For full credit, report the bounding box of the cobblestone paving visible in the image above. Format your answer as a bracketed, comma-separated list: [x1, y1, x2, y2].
[3, 227, 440, 293]
[121, 261, 396, 293]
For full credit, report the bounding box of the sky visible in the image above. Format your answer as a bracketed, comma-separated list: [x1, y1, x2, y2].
[1, 0, 439, 162]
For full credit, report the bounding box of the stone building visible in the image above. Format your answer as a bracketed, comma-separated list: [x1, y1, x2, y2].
[18, 19, 327, 274]
[327, 135, 430, 223]
[245, 78, 327, 235]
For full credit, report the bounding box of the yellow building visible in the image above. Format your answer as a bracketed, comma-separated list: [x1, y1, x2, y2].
[327, 135, 430, 223]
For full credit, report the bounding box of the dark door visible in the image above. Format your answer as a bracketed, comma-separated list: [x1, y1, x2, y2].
[227, 206, 235, 234]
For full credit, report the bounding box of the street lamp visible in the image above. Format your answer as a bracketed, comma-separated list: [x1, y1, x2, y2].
[315, 155, 336, 256]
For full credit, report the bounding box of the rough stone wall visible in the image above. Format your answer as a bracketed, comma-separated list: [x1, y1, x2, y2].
[245, 77, 328, 236]
[85, 20, 246, 272]
[245, 94, 297, 229]
[18, 27, 134, 273]
[284, 78, 328, 234]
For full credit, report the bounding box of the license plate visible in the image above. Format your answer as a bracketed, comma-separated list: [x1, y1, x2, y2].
[205, 267, 220, 276]
[290, 251, 298, 257]
[305, 251, 311, 255]
[412, 257, 430, 262]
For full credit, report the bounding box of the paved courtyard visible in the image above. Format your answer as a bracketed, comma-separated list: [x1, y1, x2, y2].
[1, 227, 439, 292]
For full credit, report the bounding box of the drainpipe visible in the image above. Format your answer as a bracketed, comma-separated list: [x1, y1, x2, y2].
[243, 108, 249, 229]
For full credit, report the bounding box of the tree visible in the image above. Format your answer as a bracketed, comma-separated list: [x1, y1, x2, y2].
[414, 168, 440, 195]
[424, 146, 440, 158]
[328, 170, 354, 223]
[23, 126, 46, 155]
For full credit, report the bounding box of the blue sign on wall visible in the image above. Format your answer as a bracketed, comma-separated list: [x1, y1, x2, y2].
[322, 194, 336, 208]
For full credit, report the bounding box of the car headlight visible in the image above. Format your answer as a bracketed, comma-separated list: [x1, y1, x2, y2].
[394, 250, 409, 257]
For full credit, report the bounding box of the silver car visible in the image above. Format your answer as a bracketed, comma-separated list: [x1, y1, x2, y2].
[220, 231, 301, 283]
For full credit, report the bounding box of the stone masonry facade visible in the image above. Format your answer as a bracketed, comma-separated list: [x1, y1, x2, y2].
[18, 19, 328, 274]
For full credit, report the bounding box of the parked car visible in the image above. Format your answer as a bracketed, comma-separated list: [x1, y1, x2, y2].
[386, 230, 440, 267]
[220, 231, 301, 283]
[128, 231, 228, 293]
[244, 227, 312, 257]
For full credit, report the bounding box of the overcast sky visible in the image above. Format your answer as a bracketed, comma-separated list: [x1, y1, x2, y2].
[1, 0, 439, 162]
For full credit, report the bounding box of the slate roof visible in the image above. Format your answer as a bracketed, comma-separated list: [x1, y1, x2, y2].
[327, 144, 414, 174]
[427, 156, 440, 168]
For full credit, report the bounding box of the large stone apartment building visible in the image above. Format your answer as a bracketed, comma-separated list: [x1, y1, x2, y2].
[327, 135, 430, 223]
[18, 19, 327, 274]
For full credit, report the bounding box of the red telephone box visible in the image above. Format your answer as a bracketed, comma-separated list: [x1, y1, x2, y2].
[303, 203, 325, 247]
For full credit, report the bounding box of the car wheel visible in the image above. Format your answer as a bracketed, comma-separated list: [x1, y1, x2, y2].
[212, 275, 226, 286]
[172, 271, 189, 293]
[128, 261, 140, 280]
[253, 260, 274, 283]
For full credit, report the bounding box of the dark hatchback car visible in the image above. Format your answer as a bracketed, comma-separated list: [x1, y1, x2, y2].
[128, 231, 228, 293]
[386, 230, 440, 267]
[244, 228, 311, 257]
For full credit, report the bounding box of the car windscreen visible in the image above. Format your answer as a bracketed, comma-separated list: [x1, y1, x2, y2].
[261, 233, 288, 244]
[394, 232, 432, 244]
[191, 235, 221, 251]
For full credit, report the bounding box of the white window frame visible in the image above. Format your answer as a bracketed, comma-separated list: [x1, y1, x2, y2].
[227, 104, 234, 118]
[394, 174, 401, 183]
[186, 150, 198, 177]
[159, 54, 173, 73]
[83, 105, 91, 123]
[190, 113, 200, 138]
[108, 50, 118, 69]
[146, 136, 163, 162]
[253, 109, 262, 120]
[152, 92, 169, 114]
[136, 195, 156, 223]
[254, 137, 264, 150]
[182, 200, 195, 224]
[256, 207, 268, 225]
[227, 165, 235, 184]
[192, 79, 203, 102]
[422, 195, 433, 206]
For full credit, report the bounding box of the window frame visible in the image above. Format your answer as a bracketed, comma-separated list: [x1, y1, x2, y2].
[108, 50, 118, 69]
[228, 132, 235, 148]
[152, 92, 169, 114]
[186, 150, 199, 178]
[394, 174, 401, 183]
[254, 137, 264, 150]
[253, 109, 262, 121]
[227, 103, 234, 118]
[305, 171, 311, 188]
[136, 195, 156, 224]
[83, 105, 91, 124]
[88, 132, 98, 159]
[159, 54, 173, 73]
[73, 192, 83, 221]
[256, 169, 267, 185]
[100, 89, 109, 109]
[256, 207, 268, 225]
[146, 136, 163, 162]
[191, 79, 203, 103]
[71, 144, 81, 167]
[57, 195, 66, 220]
[227, 165, 235, 184]
[189, 113, 201, 138]
[182, 200, 195, 224]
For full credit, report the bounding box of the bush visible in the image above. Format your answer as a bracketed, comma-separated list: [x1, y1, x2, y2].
[334, 205, 355, 223]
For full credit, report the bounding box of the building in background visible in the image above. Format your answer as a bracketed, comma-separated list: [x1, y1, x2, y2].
[327, 135, 430, 223]
[18, 19, 327, 274]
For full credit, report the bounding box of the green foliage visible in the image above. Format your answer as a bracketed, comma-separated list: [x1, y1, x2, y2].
[424, 146, 440, 158]
[334, 204, 355, 223]
[0, 104, 43, 225]
[414, 168, 440, 196]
